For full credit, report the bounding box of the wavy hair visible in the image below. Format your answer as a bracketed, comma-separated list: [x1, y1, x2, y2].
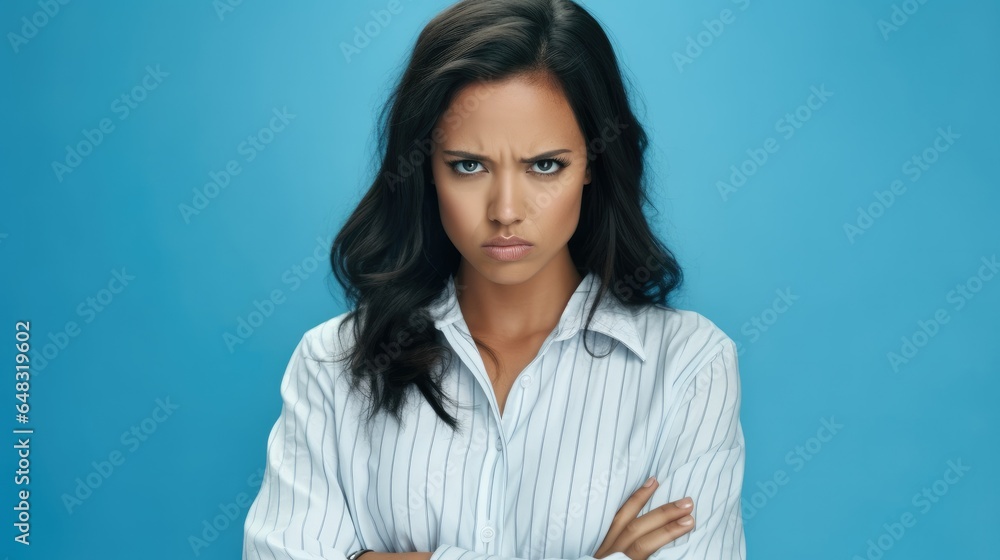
[328, 0, 683, 435]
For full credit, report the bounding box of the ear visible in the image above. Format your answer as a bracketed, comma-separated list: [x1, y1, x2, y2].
[584, 165, 592, 185]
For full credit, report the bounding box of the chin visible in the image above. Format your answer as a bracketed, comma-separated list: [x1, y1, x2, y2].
[465, 258, 540, 284]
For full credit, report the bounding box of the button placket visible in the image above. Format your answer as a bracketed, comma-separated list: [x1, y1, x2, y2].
[482, 425, 509, 554]
[478, 420, 505, 554]
[480, 524, 495, 543]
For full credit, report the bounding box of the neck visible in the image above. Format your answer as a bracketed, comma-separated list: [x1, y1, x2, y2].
[455, 256, 583, 342]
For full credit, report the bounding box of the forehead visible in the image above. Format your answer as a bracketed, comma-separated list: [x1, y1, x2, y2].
[434, 74, 584, 148]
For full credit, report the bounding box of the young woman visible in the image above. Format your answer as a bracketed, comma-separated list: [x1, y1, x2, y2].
[243, 1, 746, 559]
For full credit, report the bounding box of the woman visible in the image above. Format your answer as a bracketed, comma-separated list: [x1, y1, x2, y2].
[243, 1, 746, 559]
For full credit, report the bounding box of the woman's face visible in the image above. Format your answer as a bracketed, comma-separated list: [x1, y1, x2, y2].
[430, 73, 592, 285]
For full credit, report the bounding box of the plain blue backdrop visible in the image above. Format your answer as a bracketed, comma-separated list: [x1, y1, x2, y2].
[2, 0, 997, 558]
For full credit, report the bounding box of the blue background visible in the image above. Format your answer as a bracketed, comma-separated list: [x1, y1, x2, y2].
[2, 0, 997, 558]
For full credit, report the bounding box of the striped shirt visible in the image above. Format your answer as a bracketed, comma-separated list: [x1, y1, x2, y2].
[243, 271, 746, 559]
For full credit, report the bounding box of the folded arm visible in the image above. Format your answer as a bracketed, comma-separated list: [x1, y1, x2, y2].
[425, 339, 747, 560]
[243, 335, 363, 560]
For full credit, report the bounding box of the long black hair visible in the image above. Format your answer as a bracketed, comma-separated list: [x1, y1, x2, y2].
[328, 0, 683, 435]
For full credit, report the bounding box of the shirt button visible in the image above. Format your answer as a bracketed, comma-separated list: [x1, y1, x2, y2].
[481, 526, 495, 542]
[520, 375, 532, 387]
[495, 436, 502, 451]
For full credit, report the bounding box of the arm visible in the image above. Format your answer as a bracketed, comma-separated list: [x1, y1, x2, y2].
[637, 338, 746, 559]
[243, 335, 363, 560]
[363, 554, 433, 560]
[429, 338, 746, 560]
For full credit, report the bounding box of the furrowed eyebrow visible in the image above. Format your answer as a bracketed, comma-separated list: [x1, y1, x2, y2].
[441, 149, 572, 164]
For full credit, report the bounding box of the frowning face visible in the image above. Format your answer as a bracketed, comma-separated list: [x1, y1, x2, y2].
[431, 72, 591, 286]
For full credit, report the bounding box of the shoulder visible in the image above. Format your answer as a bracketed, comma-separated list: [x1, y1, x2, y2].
[636, 304, 738, 389]
[276, 310, 360, 401]
[296, 309, 358, 363]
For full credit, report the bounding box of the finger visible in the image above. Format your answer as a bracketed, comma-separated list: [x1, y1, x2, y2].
[628, 514, 695, 556]
[597, 477, 659, 552]
[615, 497, 694, 548]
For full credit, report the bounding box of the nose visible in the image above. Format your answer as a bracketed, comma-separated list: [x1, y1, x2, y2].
[486, 170, 526, 225]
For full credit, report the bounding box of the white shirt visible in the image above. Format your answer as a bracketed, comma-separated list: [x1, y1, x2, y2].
[243, 271, 746, 560]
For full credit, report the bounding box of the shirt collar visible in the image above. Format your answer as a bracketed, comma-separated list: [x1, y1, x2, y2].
[427, 270, 647, 362]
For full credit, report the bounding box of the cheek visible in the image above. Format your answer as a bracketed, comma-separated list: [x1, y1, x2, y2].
[541, 185, 583, 233]
[437, 190, 479, 240]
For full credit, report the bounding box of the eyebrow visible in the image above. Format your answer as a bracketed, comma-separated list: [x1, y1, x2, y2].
[440, 149, 573, 164]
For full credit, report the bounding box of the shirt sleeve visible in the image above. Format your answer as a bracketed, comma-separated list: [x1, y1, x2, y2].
[638, 338, 746, 559]
[243, 334, 363, 560]
[429, 338, 746, 560]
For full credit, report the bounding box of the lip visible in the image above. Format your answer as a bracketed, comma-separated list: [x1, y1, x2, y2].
[482, 244, 534, 262]
[483, 235, 533, 247]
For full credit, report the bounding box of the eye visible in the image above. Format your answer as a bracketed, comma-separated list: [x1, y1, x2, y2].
[531, 159, 567, 175]
[444, 157, 570, 177]
[448, 160, 485, 175]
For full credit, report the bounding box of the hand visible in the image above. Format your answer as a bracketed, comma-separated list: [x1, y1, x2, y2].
[361, 553, 432, 560]
[593, 477, 695, 560]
